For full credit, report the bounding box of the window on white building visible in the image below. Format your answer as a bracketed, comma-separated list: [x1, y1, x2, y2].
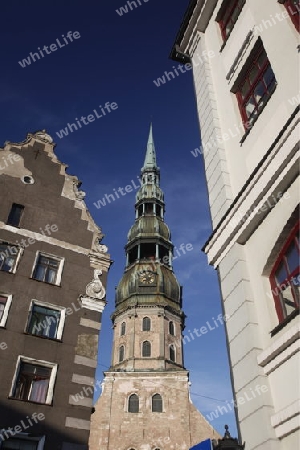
[269, 221, 299, 323]
[234, 41, 276, 129]
[280, 0, 300, 32]
[216, 0, 246, 42]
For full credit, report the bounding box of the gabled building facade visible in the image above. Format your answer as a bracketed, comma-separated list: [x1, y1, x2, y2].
[0, 131, 111, 450]
[171, 1, 299, 450]
[89, 126, 218, 450]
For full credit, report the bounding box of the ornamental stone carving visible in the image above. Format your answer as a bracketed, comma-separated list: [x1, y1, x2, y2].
[86, 269, 106, 300]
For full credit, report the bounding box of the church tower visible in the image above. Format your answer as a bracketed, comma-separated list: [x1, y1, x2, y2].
[89, 126, 218, 450]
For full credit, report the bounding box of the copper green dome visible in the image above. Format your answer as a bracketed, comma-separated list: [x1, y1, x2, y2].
[115, 262, 182, 310]
[127, 216, 171, 242]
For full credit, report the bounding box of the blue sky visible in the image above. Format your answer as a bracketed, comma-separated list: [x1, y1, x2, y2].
[0, 0, 236, 437]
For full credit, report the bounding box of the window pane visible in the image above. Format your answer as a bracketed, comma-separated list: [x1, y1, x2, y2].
[142, 317, 151, 331]
[121, 322, 126, 336]
[286, 241, 299, 273]
[275, 261, 287, 284]
[245, 96, 256, 117]
[231, 7, 240, 24]
[225, 22, 233, 37]
[263, 65, 275, 88]
[280, 284, 297, 317]
[128, 394, 139, 413]
[170, 346, 175, 362]
[14, 362, 51, 404]
[169, 321, 175, 335]
[34, 254, 59, 284]
[152, 394, 163, 412]
[119, 346, 124, 362]
[29, 378, 49, 403]
[46, 268, 57, 284]
[142, 341, 151, 357]
[240, 80, 250, 99]
[34, 263, 46, 281]
[253, 80, 265, 104]
[2, 256, 16, 272]
[28, 305, 60, 339]
[257, 51, 267, 69]
[7, 204, 24, 227]
[0, 245, 18, 273]
[0, 296, 7, 320]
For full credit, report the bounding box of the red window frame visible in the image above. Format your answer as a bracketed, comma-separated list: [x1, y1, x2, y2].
[236, 43, 276, 129]
[283, 0, 300, 32]
[218, 0, 245, 42]
[269, 221, 300, 323]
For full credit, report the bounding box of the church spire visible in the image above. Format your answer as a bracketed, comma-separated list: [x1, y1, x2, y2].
[142, 123, 157, 171]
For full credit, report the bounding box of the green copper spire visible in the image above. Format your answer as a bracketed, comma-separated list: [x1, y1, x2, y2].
[142, 123, 157, 171]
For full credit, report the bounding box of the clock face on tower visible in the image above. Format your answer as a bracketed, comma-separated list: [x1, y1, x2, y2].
[138, 270, 155, 284]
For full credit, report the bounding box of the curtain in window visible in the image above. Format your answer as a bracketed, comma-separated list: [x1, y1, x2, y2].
[28, 305, 60, 338]
[29, 378, 49, 403]
[15, 363, 51, 404]
[34, 255, 58, 283]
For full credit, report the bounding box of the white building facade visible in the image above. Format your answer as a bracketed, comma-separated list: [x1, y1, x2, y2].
[171, 1, 299, 449]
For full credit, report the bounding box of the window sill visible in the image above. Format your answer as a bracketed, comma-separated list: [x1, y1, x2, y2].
[0, 269, 16, 275]
[270, 308, 299, 337]
[23, 332, 62, 343]
[6, 224, 21, 229]
[30, 277, 61, 287]
[239, 83, 277, 145]
[8, 396, 53, 406]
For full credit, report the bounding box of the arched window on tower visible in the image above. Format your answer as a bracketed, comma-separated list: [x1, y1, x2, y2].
[269, 221, 299, 323]
[169, 321, 175, 336]
[121, 322, 126, 336]
[156, 204, 161, 217]
[142, 341, 151, 357]
[152, 394, 163, 412]
[169, 345, 176, 362]
[142, 317, 151, 331]
[119, 345, 125, 363]
[128, 394, 139, 413]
